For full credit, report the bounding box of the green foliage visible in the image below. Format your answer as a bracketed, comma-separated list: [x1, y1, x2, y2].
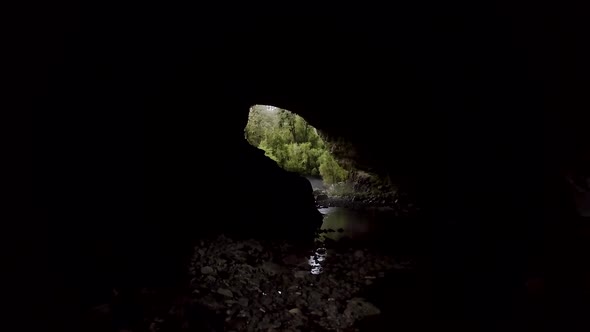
[245, 105, 348, 183]
[325, 181, 355, 197]
[258, 139, 279, 163]
[318, 151, 349, 184]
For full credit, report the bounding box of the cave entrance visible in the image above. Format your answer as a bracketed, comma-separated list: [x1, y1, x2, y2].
[244, 105, 348, 188]
[244, 105, 411, 245]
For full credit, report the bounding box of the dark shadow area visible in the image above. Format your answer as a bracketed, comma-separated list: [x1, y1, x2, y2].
[25, 4, 590, 332]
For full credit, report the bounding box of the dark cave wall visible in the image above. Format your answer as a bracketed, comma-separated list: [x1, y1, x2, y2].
[190, 15, 590, 325]
[232, 15, 590, 219]
[145, 64, 323, 234]
[35, 64, 326, 330]
[31, 7, 590, 331]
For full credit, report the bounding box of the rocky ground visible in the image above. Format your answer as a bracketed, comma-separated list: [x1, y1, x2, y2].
[313, 189, 417, 216]
[147, 234, 414, 332]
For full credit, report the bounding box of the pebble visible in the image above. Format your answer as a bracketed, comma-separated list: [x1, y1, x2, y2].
[177, 235, 407, 331]
[201, 266, 214, 274]
[217, 288, 234, 298]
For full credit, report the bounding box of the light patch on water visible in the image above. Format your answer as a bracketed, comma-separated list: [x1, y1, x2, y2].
[308, 247, 327, 274]
[319, 207, 372, 241]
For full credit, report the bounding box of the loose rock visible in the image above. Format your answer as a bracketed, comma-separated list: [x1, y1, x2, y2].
[217, 288, 234, 298]
[148, 234, 414, 331]
[238, 297, 249, 307]
[201, 266, 214, 274]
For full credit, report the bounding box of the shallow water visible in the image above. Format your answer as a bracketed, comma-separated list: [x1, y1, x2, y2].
[316, 205, 424, 260]
[319, 206, 395, 242]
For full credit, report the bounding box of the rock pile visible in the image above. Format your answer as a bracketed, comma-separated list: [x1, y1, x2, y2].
[150, 235, 413, 331]
[314, 189, 418, 215]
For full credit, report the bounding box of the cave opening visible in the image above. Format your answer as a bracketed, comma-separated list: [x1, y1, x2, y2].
[34, 9, 590, 332]
[243, 104, 417, 244]
[244, 104, 348, 189]
[243, 105, 406, 211]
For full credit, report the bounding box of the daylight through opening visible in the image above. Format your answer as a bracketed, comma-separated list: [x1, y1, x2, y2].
[244, 105, 348, 186]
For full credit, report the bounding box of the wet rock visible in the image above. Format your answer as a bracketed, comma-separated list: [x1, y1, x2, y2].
[201, 266, 214, 274]
[262, 261, 284, 276]
[217, 288, 234, 298]
[316, 194, 329, 200]
[345, 297, 381, 319]
[153, 234, 411, 331]
[199, 294, 226, 311]
[238, 297, 249, 307]
[260, 295, 272, 308]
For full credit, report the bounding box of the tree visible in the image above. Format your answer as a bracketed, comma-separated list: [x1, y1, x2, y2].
[319, 151, 349, 184]
[258, 138, 280, 163]
[245, 105, 349, 182]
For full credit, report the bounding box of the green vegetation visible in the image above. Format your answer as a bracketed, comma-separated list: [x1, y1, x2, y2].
[245, 105, 349, 184]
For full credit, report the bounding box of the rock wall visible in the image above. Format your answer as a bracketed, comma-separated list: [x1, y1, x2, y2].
[29, 7, 590, 332]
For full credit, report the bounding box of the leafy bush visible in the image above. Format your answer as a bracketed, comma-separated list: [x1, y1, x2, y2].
[318, 151, 348, 184]
[245, 105, 349, 183]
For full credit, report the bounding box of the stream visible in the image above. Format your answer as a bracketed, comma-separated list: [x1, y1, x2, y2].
[144, 179, 422, 331]
[318, 206, 395, 242]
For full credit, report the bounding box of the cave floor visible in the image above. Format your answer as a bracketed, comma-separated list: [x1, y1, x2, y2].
[147, 233, 418, 332]
[82, 199, 431, 332]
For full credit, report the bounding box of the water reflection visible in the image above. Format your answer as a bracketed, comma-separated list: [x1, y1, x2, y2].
[318, 207, 376, 241]
[310, 206, 397, 274]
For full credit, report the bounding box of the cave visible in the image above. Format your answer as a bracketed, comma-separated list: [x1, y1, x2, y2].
[28, 7, 590, 332]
